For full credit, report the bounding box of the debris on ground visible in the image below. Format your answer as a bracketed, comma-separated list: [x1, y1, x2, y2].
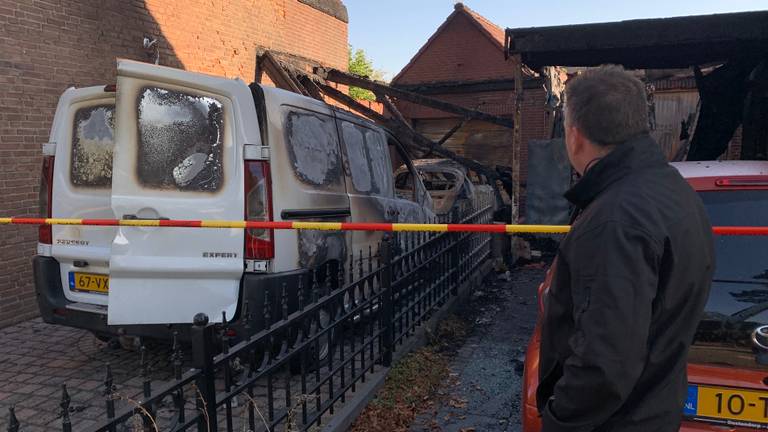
[351, 266, 547, 431]
[410, 266, 548, 432]
[349, 315, 470, 432]
[492, 257, 508, 273]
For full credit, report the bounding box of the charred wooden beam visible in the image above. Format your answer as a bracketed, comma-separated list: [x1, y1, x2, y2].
[315, 67, 515, 129]
[377, 94, 415, 133]
[506, 10, 768, 69]
[257, 50, 507, 202]
[298, 75, 324, 101]
[287, 71, 311, 97]
[316, 81, 500, 181]
[394, 78, 543, 95]
[280, 62, 313, 97]
[254, 58, 264, 84]
[258, 52, 306, 95]
[317, 82, 391, 123]
[421, 117, 469, 159]
[436, 117, 469, 146]
[401, 125, 501, 181]
[511, 54, 524, 219]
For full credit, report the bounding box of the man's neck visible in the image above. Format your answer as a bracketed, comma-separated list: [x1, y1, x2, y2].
[581, 145, 616, 175]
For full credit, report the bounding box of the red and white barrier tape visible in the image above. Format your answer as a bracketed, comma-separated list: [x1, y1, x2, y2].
[1, 217, 764, 235]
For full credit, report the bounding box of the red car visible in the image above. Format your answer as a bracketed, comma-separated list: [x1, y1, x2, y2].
[523, 161, 768, 432]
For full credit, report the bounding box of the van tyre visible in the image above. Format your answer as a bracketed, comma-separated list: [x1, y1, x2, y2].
[290, 308, 333, 375]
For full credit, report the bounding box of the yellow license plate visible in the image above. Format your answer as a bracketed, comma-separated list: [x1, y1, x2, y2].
[69, 272, 109, 294]
[686, 384, 768, 428]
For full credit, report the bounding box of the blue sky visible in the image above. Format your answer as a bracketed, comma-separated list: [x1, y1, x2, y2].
[346, 0, 768, 80]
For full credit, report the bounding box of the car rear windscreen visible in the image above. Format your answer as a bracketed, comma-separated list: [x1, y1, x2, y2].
[700, 191, 768, 284]
[690, 190, 768, 370]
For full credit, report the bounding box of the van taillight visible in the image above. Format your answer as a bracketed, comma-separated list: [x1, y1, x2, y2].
[244, 160, 274, 259]
[39, 156, 54, 244]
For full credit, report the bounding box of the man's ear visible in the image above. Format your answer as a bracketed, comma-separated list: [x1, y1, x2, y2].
[568, 126, 587, 157]
[565, 125, 589, 175]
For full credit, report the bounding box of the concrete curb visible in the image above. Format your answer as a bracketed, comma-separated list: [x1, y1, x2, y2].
[322, 260, 493, 432]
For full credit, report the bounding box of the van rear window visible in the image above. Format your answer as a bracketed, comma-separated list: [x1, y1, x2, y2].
[71, 105, 115, 187]
[137, 87, 224, 192]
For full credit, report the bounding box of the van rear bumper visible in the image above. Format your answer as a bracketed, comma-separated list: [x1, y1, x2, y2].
[33, 255, 309, 342]
[33, 255, 191, 340]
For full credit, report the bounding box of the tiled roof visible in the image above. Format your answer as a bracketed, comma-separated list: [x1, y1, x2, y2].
[457, 3, 505, 48]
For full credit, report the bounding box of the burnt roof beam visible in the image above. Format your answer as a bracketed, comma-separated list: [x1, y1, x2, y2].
[505, 10, 768, 69]
[315, 81, 500, 181]
[394, 78, 543, 95]
[315, 67, 515, 129]
[376, 94, 415, 133]
[257, 52, 307, 95]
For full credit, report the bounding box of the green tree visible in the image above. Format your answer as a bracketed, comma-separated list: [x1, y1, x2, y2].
[348, 46, 383, 101]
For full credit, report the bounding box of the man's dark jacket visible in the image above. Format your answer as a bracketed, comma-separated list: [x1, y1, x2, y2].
[537, 134, 714, 432]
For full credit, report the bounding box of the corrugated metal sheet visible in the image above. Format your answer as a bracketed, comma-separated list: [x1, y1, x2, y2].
[651, 90, 700, 160]
[652, 77, 697, 91]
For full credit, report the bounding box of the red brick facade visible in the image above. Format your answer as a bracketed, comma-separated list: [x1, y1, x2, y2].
[393, 11, 511, 84]
[0, 0, 348, 327]
[392, 3, 549, 217]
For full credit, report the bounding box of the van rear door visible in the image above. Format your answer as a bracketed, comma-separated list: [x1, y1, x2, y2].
[49, 87, 116, 312]
[108, 60, 260, 325]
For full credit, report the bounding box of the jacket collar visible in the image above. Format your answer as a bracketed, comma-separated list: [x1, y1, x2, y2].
[564, 134, 667, 208]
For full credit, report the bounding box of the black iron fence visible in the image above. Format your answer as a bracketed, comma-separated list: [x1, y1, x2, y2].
[7, 198, 493, 432]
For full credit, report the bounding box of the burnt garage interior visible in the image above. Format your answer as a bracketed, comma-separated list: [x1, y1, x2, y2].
[506, 10, 768, 163]
[499, 10, 768, 226]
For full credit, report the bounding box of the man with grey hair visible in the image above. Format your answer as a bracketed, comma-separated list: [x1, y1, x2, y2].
[537, 66, 714, 431]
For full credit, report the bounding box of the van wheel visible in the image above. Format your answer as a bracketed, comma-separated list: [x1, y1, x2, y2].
[290, 308, 333, 374]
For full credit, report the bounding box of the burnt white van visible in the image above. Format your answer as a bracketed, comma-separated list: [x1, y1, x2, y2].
[34, 60, 434, 340]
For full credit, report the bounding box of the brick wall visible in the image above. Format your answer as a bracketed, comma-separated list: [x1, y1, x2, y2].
[726, 126, 743, 160]
[0, 0, 348, 327]
[394, 11, 513, 84]
[146, 0, 348, 77]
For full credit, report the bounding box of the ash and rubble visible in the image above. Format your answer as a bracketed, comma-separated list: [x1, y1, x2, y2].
[409, 265, 547, 432]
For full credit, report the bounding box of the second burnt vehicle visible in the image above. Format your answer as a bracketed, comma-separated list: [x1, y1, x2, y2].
[523, 161, 768, 432]
[33, 60, 435, 343]
[394, 159, 495, 219]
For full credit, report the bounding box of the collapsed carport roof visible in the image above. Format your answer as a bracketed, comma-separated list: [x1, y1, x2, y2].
[504, 10, 768, 69]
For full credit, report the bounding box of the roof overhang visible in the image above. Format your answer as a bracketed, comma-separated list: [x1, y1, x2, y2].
[505, 10, 768, 69]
